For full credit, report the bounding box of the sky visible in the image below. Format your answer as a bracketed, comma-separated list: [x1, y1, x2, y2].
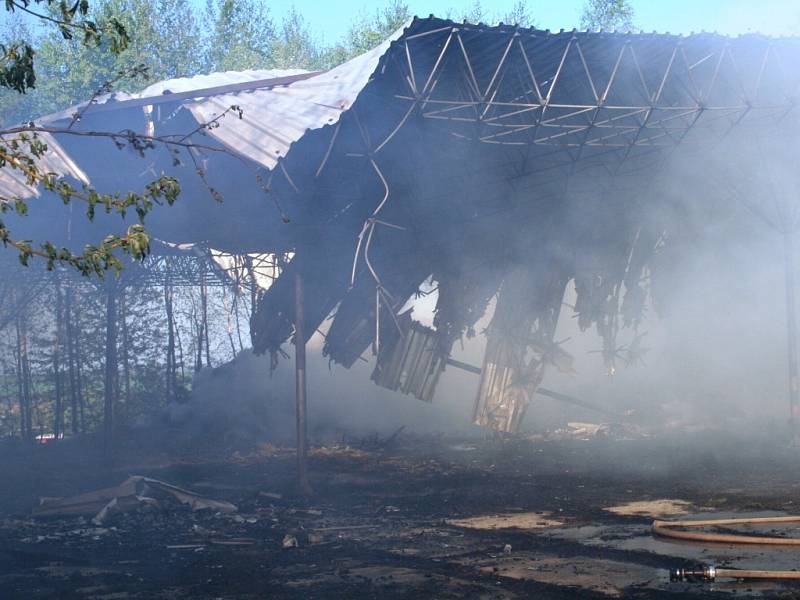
[264, 0, 800, 43]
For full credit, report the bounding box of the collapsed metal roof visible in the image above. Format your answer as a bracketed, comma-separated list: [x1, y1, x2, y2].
[3, 16, 800, 432]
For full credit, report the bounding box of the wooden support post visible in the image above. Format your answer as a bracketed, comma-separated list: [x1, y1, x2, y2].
[295, 272, 312, 496]
[784, 231, 800, 439]
[103, 280, 118, 460]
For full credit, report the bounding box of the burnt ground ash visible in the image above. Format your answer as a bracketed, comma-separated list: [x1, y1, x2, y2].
[2, 432, 800, 599]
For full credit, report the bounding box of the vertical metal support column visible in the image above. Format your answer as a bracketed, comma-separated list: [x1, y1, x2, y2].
[295, 273, 312, 495]
[103, 279, 118, 461]
[783, 231, 799, 437]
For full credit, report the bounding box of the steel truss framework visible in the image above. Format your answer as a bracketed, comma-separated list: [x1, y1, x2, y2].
[394, 23, 800, 157]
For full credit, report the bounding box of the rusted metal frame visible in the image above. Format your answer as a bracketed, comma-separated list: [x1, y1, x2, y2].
[600, 43, 627, 103]
[278, 160, 299, 193]
[404, 41, 418, 96]
[611, 105, 658, 174]
[480, 124, 538, 142]
[649, 108, 683, 146]
[480, 120, 540, 130]
[456, 32, 483, 101]
[584, 127, 645, 147]
[481, 139, 529, 146]
[498, 64, 544, 110]
[719, 44, 752, 106]
[678, 45, 703, 105]
[347, 149, 407, 346]
[751, 43, 773, 102]
[420, 30, 455, 96]
[668, 102, 709, 148]
[571, 41, 625, 162]
[516, 38, 545, 104]
[403, 29, 454, 117]
[482, 105, 542, 124]
[374, 100, 418, 154]
[351, 107, 374, 155]
[314, 120, 341, 178]
[768, 42, 800, 105]
[480, 120, 586, 144]
[585, 107, 649, 130]
[613, 43, 726, 171]
[423, 114, 487, 123]
[417, 99, 541, 120]
[538, 105, 597, 124]
[702, 44, 727, 105]
[642, 107, 709, 146]
[514, 35, 575, 159]
[483, 33, 516, 97]
[404, 25, 456, 41]
[527, 107, 598, 143]
[420, 101, 480, 118]
[478, 33, 517, 122]
[653, 45, 679, 103]
[574, 40, 600, 102]
[479, 73, 505, 122]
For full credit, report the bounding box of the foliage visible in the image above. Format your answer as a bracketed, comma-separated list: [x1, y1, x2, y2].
[1, 0, 129, 96]
[343, 1, 411, 57]
[580, 0, 635, 31]
[0, 127, 180, 276]
[450, 1, 536, 28]
[202, 0, 276, 72]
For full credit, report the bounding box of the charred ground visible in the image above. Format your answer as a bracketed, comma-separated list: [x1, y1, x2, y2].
[2, 431, 800, 599]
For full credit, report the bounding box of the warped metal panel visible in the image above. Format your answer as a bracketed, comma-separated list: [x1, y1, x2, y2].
[372, 318, 445, 402]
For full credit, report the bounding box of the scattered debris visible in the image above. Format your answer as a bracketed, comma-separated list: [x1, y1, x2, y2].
[32, 476, 237, 524]
[259, 491, 283, 500]
[308, 532, 324, 545]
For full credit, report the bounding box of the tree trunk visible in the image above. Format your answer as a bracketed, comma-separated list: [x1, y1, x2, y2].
[195, 320, 204, 373]
[234, 293, 245, 353]
[19, 312, 32, 442]
[103, 281, 118, 459]
[73, 300, 86, 434]
[201, 282, 211, 368]
[165, 280, 176, 403]
[64, 284, 80, 436]
[14, 311, 27, 441]
[120, 289, 132, 409]
[53, 276, 64, 440]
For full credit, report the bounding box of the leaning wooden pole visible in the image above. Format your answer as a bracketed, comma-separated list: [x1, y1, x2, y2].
[784, 231, 800, 438]
[295, 272, 312, 495]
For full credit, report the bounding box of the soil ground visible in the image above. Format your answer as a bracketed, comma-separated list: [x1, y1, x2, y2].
[2, 430, 800, 599]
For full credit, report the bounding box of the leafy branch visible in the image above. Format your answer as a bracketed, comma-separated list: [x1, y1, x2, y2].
[0, 130, 180, 276]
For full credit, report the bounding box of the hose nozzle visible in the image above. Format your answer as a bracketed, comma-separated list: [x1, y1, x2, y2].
[671, 566, 716, 582]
